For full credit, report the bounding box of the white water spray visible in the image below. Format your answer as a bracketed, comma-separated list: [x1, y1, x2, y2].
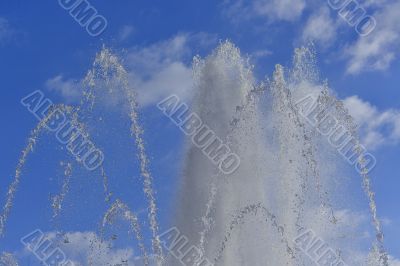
[0, 42, 389, 266]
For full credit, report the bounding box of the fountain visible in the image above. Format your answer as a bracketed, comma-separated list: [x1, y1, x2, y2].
[0, 42, 389, 265]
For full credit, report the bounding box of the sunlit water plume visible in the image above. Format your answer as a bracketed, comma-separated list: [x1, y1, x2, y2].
[173, 42, 388, 266]
[0, 42, 390, 266]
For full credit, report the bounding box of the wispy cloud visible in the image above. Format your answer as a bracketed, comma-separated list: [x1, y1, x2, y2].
[344, 95, 400, 150]
[0, 17, 16, 45]
[301, 7, 338, 49]
[223, 0, 306, 23]
[250, 49, 273, 60]
[125, 32, 217, 107]
[125, 34, 193, 107]
[253, 0, 306, 22]
[223, 0, 400, 75]
[45, 75, 82, 103]
[389, 256, 400, 266]
[118, 25, 135, 42]
[19, 231, 138, 265]
[44, 32, 217, 107]
[344, 0, 400, 74]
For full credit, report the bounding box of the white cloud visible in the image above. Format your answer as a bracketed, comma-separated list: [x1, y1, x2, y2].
[126, 32, 216, 107]
[222, 0, 400, 75]
[389, 256, 400, 266]
[380, 217, 393, 226]
[251, 49, 273, 60]
[300, 207, 400, 265]
[343, 95, 400, 150]
[118, 25, 135, 42]
[45, 75, 82, 103]
[0, 18, 9, 37]
[345, 0, 400, 74]
[253, 0, 306, 22]
[223, 0, 306, 23]
[61, 233, 134, 265]
[46, 33, 216, 107]
[19, 231, 141, 265]
[299, 206, 387, 265]
[362, 0, 391, 9]
[0, 17, 15, 45]
[301, 7, 338, 48]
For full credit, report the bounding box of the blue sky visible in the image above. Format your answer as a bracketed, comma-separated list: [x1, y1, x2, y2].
[0, 0, 400, 264]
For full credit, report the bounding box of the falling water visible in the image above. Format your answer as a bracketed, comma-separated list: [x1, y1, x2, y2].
[102, 199, 149, 266]
[0, 126, 40, 237]
[0, 104, 74, 236]
[52, 161, 73, 220]
[100, 166, 112, 203]
[312, 89, 389, 266]
[174, 42, 292, 265]
[213, 203, 295, 265]
[85, 48, 164, 264]
[174, 42, 388, 266]
[0, 42, 390, 265]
